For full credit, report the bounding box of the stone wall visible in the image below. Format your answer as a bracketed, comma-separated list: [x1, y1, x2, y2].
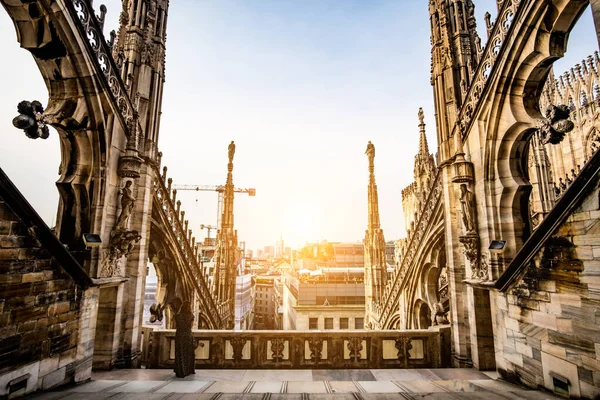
[491, 187, 600, 399]
[0, 196, 96, 397]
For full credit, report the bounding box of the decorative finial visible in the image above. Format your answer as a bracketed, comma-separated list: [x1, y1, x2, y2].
[418, 107, 425, 125]
[12, 100, 49, 139]
[228, 140, 236, 163]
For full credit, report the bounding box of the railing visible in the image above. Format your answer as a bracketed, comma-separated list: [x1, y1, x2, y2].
[375, 171, 443, 328]
[141, 326, 451, 369]
[456, 0, 524, 140]
[152, 164, 224, 328]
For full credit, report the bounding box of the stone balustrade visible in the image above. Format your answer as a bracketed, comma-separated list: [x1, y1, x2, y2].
[140, 326, 451, 369]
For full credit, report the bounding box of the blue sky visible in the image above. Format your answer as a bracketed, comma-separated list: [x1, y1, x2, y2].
[0, 0, 597, 252]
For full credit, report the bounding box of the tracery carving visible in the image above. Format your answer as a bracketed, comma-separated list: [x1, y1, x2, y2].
[457, 0, 523, 139]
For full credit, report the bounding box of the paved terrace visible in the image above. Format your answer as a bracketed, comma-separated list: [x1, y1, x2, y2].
[25, 368, 562, 399]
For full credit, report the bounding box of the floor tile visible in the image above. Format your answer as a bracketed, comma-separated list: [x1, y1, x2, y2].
[243, 369, 313, 381]
[109, 394, 173, 400]
[370, 369, 438, 381]
[202, 381, 251, 393]
[429, 368, 492, 380]
[154, 380, 211, 393]
[187, 370, 246, 381]
[250, 380, 283, 393]
[356, 381, 403, 393]
[312, 369, 375, 381]
[286, 381, 328, 393]
[69, 380, 128, 392]
[93, 370, 174, 381]
[107, 381, 166, 393]
[393, 380, 447, 392]
[328, 381, 361, 393]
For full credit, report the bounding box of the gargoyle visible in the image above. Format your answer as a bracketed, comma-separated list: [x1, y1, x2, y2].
[539, 104, 574, 145]
[12, 100, 49, 139]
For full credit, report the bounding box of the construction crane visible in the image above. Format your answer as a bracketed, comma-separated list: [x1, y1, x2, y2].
[200, 224, 217, 239]
[171, 185, 256, 229]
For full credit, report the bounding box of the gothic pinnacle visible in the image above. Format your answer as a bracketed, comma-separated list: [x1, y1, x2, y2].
[418, 108, 429, 156]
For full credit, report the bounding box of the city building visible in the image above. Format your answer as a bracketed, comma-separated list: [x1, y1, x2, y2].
[282, 268, 366, 331]
[234, 273, 254, 330]
[253, 274, 282, 329]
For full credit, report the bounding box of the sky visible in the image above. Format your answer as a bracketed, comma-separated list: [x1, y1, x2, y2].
[0, 1, 597, 252]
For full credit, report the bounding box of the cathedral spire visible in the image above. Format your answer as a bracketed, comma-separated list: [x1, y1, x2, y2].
[430, 0, 481, 162]
[364, 142, 387, 329]
[213, 141, 238, 328]
[112, 0, 169, 160]
[418, 107, 429, 156]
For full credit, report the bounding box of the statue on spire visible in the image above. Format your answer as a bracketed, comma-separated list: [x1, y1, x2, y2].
[228, 141, 236, 163]
[418, 107, 425, 125]
[365, 141, 375, 170]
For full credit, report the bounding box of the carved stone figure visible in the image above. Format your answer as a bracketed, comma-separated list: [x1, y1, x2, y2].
[433, 302, 449, 325]
[100, 229, 142, 277]
[116, 181, 135, 230]
[228, 140, 236, 163]
[459, 184, 476, 234]
[365, 141, 375, 169]
[538, 104, 574, 145]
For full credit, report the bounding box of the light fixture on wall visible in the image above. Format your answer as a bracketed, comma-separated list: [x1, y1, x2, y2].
[488, 240, 506, 255]
[82, 233, 102, 248]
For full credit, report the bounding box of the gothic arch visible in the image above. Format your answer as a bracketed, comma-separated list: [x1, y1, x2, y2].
[0, 2, 136, 260]
[386, 314, 402, 330]
[479, 0, 591, 264]
[413, 299, 432, 329]
[584, 127, 600, 159]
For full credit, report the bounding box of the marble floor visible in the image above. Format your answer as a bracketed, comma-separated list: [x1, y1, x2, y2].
[25, 369, 564, 399]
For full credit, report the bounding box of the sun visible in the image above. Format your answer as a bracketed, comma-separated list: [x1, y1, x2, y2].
[283, 206, 319, 247]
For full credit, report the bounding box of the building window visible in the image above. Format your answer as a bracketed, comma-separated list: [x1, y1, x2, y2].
[309, 318, 318, 330]
[324, 318, 333, 329]
[340, 318, 349, 329]
[355, 317, 364, 329]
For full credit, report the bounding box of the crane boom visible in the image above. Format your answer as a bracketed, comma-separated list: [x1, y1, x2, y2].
[172, 184, 256, 196]
[171, 184, 256, 229]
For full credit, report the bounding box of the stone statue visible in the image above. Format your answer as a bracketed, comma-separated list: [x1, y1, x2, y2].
[365, 141, 375, 169]
[459, 184, 476, 234]
[433, 302, 449, 325]
[228, 141, 236, 163]
[116, 180, 135, 230]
